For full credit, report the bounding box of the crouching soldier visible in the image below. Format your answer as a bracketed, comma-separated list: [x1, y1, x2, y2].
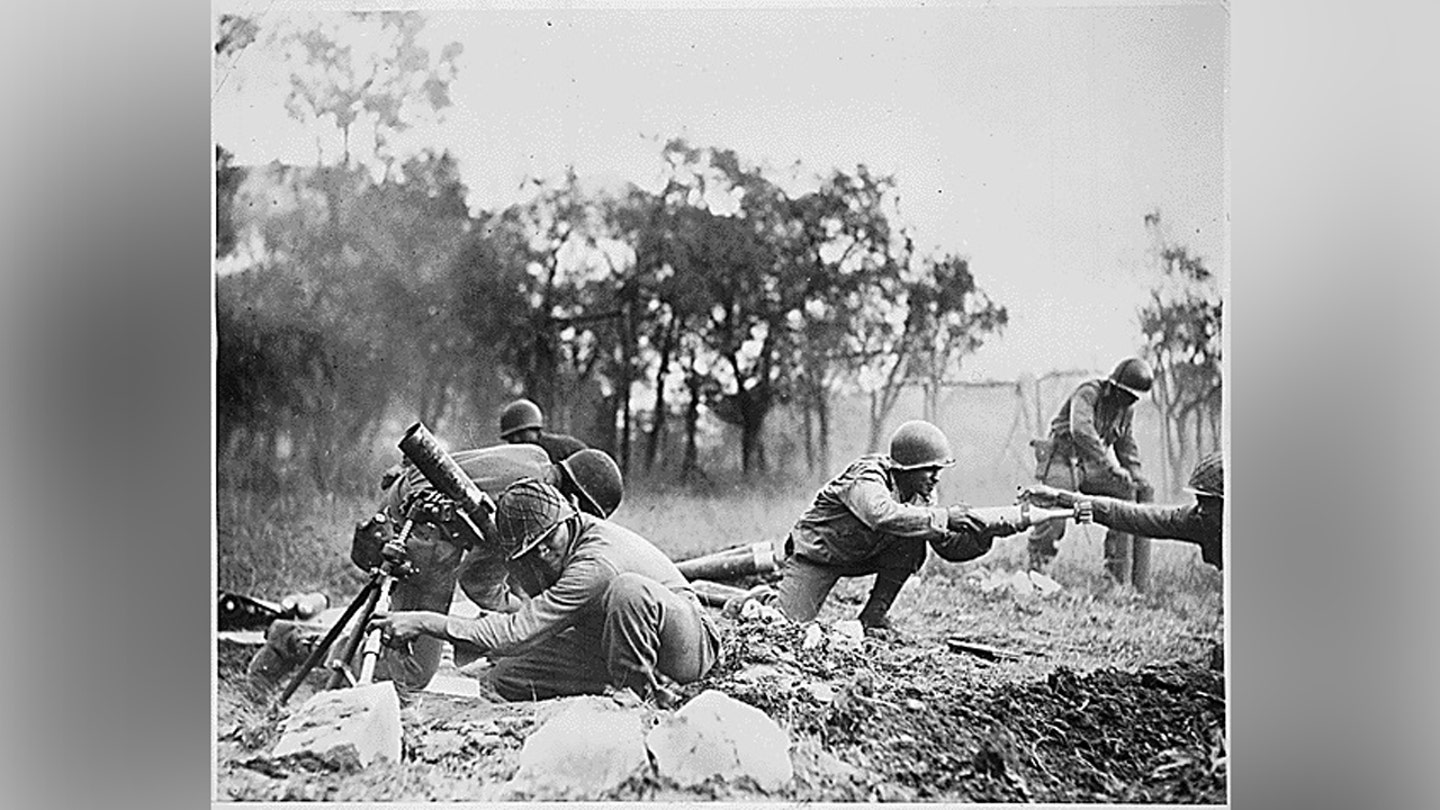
[1024, 451, 1226, 570]
[772, 420, 1035, 636]
[368, 478, 721, 708]
[245, 445, 623, 694]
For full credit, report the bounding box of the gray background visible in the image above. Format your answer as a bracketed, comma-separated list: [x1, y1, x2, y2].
[1, 1, 1436, 808]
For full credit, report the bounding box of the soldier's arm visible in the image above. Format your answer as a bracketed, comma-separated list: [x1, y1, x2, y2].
[441, 557, 611, 655]
[1069, 385, 1126, 474]
[838, 470, 950, 539]
[1112, 410, 1144, 474]
[1090, 499, 1207, 542]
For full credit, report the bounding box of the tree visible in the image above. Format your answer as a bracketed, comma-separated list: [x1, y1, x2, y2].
[213, 11, 466, 492]
[1138, 210, 1223, 496]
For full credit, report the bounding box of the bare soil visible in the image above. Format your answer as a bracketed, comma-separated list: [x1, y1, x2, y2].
[214, 564, 1225, 803]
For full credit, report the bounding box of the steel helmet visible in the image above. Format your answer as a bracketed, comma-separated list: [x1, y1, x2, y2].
[558, 449, 624, 518]
[495, 478, 577, 560]
[499, 398, 544, 439]
[888, 420, 956, 470]
[1108, 357, 1155, 397]
[1185, 451, 1225, 499]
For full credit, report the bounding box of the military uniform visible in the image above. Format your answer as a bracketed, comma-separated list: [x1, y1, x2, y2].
[1083, 497, 1223, 570]
[1028, 377, 1154, 578]
[246, 444, 555, 692]
[440, 513, 721, 702]
[774, 455, 1000, 626]
[529, 431, 588, 465]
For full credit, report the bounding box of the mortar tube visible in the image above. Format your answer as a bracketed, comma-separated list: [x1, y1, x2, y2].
[675, 541, 778, 582]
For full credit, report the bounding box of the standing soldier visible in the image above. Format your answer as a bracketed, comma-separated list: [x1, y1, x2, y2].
[1027, 357, 1156, 585]
[499, 398, 588, 464]
[772, 420, 1035, 636]
[245, 444, 623, 694]
[370, 478, 720, 707]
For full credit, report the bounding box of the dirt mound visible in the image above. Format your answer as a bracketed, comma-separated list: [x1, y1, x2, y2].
[670, 617, 1226, 803]
[215, 577, 1225, 803]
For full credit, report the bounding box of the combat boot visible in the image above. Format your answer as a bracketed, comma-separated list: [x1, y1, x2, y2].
[857, 576, 906, 637]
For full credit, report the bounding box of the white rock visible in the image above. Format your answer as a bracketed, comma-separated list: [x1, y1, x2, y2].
[1006, 569, 1037, 595]
[512, 698, 650, 799]
[806, 682, 837, 704]
[802, 624, 826, 650]
[833, 619, 865, 642]
[272, 681, 402, 769]
[647, 689, 793, 792]
[1028, 570, 1063, 595]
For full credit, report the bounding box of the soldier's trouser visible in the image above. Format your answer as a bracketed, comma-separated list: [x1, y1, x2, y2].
[1027, 458, 1153, 583]
[773, 538, 927, 625]
[484, 573, 721, 702]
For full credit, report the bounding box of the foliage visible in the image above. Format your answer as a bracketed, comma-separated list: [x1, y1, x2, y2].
[1137, 210, 1223, 495]
[213, 13, 1013, 493]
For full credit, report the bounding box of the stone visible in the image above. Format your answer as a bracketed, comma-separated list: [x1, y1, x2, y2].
[647, 689, 793, 793]
[1028, 570, 1063, 595]
[802, 624, 825, 650]
[423, 674, 480, 698]
[806, 682, 837, 704]
[831, 620, 864, 648]
[272, 681, 402, 769]
[510, 697, 650, 799]
[1007, 569, 1037, 595]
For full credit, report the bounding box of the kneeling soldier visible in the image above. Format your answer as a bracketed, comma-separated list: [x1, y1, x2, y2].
[773, 420, 1034, 635]
[368, 478, 720, 707]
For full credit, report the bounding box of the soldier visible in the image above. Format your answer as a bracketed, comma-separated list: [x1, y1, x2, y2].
[1024, 451, 1225, 570]
[245, 444, 624, 694]
[1026, 357, 1156, 582]
[369, 478, 720, 708]
[499, 398, 588, 464]
[772, 420, 1036, 635]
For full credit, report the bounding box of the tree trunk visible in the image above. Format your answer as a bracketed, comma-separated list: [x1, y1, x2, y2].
[816, 390, 831, 475]
[682, 373, 702, 479]
[644, 317, 677, 472]
[868, 391, 885, 454]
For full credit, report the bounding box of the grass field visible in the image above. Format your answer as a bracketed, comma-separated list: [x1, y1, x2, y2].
[217, 480, 1219, 608]
[215, 475, 1224, 803]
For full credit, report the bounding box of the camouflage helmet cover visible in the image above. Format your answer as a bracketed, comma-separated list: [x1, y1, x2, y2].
[495, 478, 577, 560]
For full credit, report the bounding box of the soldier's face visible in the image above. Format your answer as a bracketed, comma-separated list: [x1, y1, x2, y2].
[511, 520, 571, 593]
[506, 428, 542, 444]
[895, 466, 942, 500]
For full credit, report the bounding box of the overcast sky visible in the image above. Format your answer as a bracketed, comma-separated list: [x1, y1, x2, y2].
[213, 1, 1228, 381]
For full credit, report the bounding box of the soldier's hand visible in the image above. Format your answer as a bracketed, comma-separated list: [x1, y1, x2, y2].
[350, 512, 393, 571]
[368, 610, 440, 646]
[945, 505, 985, 535]
[402, 489, 458, 524]
[1020, 484, 1075, 509]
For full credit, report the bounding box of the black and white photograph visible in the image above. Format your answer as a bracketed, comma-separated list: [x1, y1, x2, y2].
[212, 0, 1229, 803]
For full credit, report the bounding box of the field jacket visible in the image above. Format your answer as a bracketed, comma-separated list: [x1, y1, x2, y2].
[442, 514, 707, 656]
[532, 431, 588, 464]
[1047, 379, 1143, 478]
[788, 455, 991, 567]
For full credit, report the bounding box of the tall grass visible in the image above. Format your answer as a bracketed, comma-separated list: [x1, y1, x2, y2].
[217, 479, 1218, 606]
